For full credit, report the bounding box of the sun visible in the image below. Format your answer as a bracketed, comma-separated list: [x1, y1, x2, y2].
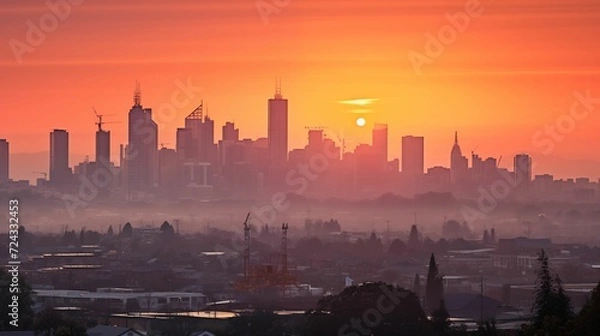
[356, 117, 366, 127]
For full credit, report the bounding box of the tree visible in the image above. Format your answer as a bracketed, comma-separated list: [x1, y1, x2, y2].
[122, 222, 133, 238]
[160, 221, 175, 239]
[33, 307, 86, 336]
[414, 273, 421, 298]
[79, 229, 85, 245]
[0, 267, 34, 330]
[531, 249, 573, 329]
[431, 299, 450, 335]
[573, 281, 600, 336]
[425, 254, 444, 314]
[304, 282, 432, 336]
[482, 230, 490, 245]
[408, 225, 420, 250]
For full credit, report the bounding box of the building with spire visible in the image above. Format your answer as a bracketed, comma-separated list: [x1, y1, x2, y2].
[450, 132, 468, 183]
[125, 83, 158, 196]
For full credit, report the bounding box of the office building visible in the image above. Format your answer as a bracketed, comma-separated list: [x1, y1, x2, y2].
[402, 135, 424, 175]
[50, 129, 71, 186]
[450, 132, 468, 183]
[0, 139, 8, 183]
[373, 123, 388, 169]
[267, 79, 288, 167]
[126, 83, 158, 193]
[222, 122, 239, 142]
[514, 154, 532, 191]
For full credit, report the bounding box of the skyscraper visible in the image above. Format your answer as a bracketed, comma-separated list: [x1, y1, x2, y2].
[126, 83, 158, 193]
[372, 123, 388, 169]
[402, 136, 424, 175]
[96, 127, 110, 164]
[268, 79, 288, 167]
[450, 131, 468, 183]
[0, 139, 8, 183]
[49, 129, 70, 185]
[176, 102, 216, 187]
[514, 154, 532, 191]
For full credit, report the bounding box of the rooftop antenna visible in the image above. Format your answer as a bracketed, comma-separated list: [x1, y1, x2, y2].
[275, 77, 282, 99]
[134, 81, 141, 107]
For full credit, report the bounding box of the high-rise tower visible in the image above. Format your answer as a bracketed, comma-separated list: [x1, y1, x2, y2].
[50, 129, 71, 186]
[514, 154, 532, 191]
[402, 135, 424, 175]
[126, 83, 158, 193]
[0, 139, 8, 183]
[372, 123, 388, 169]
[268, 78, 288, 167]
[450, 131, 468, 183]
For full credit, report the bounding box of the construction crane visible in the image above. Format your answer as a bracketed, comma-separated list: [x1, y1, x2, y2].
[33, 171, 47, 179]
[471, 145, 479, 157]
[92, 107, 118, 131]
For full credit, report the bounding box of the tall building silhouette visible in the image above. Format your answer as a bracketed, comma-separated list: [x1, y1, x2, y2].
[176, 102, 216, 188]
[0, 139, 8, 183]
[450, 131, 468, 183]
[126, 83, 158, 193]
[402, 136, 424, 175]
[514, 154, 532, 191]
[268, 79, 288, 167]
[49, 129, 71, 186]
[222, 121, 239, 142]
[96, 127, 110, 164]
[372, 123, 388, 169]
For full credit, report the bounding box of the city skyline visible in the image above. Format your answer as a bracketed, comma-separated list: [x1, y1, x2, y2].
[1, 0, 600, 182]
[1, 82, 600, 184]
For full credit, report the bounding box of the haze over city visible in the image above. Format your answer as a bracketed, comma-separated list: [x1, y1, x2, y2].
[1, 1, 600, 336]
[2, 0, 600, 182]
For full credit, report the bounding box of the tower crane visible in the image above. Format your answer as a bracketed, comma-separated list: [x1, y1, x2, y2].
[92, 107, 118, 131]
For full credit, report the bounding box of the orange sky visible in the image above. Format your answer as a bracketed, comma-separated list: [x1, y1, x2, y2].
[1, 0, 600, 181]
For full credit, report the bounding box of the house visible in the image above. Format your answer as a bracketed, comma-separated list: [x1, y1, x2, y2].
[87, 325, 145, 336]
